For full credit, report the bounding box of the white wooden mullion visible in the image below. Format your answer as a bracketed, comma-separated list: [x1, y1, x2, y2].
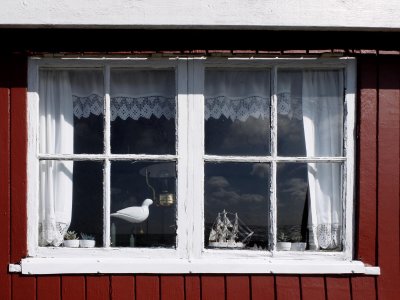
[27, 59, 40, 256]
[204, 155, 345, 163]
[343, 58, 356, 260]
[38, 154, 178, 160]
[103, 64, 111, 247]
[176, 59, 189, 259]
[189, 59, 205, 259]
[270, 66, 278, 253]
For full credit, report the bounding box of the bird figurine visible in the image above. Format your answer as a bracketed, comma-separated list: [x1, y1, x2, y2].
[110, 199, 153, 223]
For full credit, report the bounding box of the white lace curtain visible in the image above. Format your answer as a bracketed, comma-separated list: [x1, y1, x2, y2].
[39, 71, 74, 246]
[278, 70, 343, 250]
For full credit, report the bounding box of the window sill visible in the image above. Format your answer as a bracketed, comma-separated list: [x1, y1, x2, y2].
[10, 258, 380, 275]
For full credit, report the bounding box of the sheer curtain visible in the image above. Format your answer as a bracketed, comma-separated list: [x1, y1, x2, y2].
[205, 70, 270, 121]
[302, 71, 343, 250]
[39, 71, 74, 246]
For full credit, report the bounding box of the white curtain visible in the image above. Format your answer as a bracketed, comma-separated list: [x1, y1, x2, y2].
[302, 70, 343, 250]
[39, 71, 74, 246]
[204, 70, 270, 121]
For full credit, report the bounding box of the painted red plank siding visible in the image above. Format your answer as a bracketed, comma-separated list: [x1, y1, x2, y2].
[377, 57, 400, 300]
[185, 275, 201, 300]
[12, 275, 36, 300]
[351, 277, 376, 300]
[37, 276, 61, 300]
[251, 276, 275, 300]
[226, 276, 250, 300]
[357, 56, 378, 265]
[61, 276, 86, 300]
[0, 56, 11, 300]
[275, 276, 301, 300]
[325, 276, 351, 300]
[9, 55, 28, 263]
[300, 276, 325, 300]
[136, 276, 160, 300]
[111, 276, 135, 300]
[201, 276, 225, 300]
[86, 276, 110, 300]
[0, 49, 399, 300]
[161, 276, 185, 300]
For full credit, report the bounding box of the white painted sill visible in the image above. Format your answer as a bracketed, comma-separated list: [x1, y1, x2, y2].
[10, 258, 380, 275]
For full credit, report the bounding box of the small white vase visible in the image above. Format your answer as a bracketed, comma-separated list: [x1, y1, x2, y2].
[63, 240, 79, 248]
[291, 242, 307, 251]
[80, 240, 96, 248]
[277, 242, 292, 251]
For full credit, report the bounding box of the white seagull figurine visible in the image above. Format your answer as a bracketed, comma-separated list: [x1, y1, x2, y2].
[111, 199, 153, 223]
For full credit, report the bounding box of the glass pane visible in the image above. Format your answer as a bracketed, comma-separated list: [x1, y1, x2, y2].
[277, 162, 342, 251]
[277, 70, 344, 157]
[111, 161, 177, 248]
[39, 160, 104, 247]
[39, 69, 104, 154]
[110, 69, 176, 154]
[205, 162, 270, 250]
[205, 69, 270, 156]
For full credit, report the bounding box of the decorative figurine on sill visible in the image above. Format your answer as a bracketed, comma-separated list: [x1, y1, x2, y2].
[111, 198, 153, 223]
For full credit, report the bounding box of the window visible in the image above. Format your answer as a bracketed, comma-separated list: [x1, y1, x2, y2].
[26, 57, 359, 274]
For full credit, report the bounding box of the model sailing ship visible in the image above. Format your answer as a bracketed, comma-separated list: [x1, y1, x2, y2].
[208, 210, 254, 248]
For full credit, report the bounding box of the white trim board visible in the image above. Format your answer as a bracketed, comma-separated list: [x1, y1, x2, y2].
[0, 0, 400, 30]
[11, 258, 380, 275]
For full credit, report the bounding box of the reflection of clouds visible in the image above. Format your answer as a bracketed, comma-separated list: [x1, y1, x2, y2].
[220, 117, 269, 151]
[207, 176, 230, 189]
[281, 178, 308, 200]
[251, 163, 270, 178]
[206, 176, 266, 205]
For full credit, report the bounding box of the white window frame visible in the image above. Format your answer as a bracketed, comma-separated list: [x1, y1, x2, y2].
[20, 56, 380, 275]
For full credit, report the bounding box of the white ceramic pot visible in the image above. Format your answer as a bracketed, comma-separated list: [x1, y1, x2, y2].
[277, 242, 292, 251]
[63, 240, 79, 248]
[291, 242, 307, 251]
[80, 240, 96, 248]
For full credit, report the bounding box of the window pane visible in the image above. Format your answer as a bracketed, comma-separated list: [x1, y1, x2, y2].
[204, 162, 270, 250]
[277, 162, 342, 251]
[205, 69, 271, 156]
[39, 160, 104, 247]
[111, 161, 177, 248]
[39, 70, 104, 154]
[277, 70, 344, 157]
[110, 70, 176, 154]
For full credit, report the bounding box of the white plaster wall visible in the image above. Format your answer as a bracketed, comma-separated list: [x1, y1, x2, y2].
[0, 0, 399, 30]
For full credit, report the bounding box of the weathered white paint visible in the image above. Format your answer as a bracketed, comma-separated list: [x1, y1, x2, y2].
[0, 0, 400, 30]
[27, 57, 358, 273]
[15, 258, 379, 274]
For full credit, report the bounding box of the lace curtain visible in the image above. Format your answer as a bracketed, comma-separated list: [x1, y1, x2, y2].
[302, 71, 343, 250]
[39, 71, 75, 246]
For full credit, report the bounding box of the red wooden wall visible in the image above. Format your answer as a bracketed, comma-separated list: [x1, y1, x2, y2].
[0, 49, 399, 300]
